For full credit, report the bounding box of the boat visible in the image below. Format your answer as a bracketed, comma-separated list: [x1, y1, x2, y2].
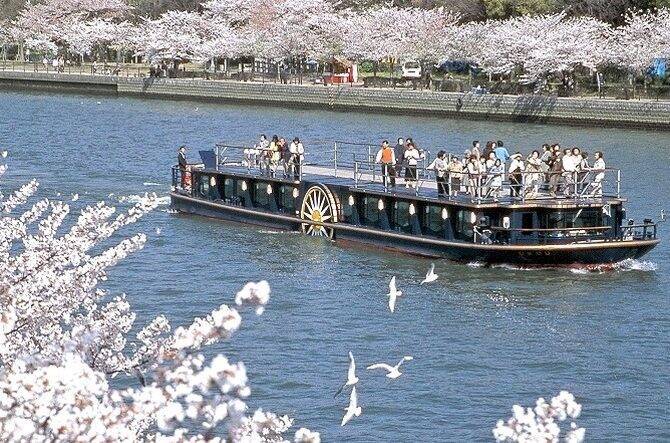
[169, 141, 662, 266]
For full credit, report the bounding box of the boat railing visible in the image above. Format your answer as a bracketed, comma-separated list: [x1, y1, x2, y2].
[191, 143, 621, 204]
[620, 222, 658, 241]
[474, 222, 657, 245]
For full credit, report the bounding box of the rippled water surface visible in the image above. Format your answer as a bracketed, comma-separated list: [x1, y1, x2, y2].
[1, 90, 669, 441]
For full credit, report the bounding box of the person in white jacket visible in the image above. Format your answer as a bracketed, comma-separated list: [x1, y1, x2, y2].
[289, 137, 305, 181]
[403, 143, 425, 189]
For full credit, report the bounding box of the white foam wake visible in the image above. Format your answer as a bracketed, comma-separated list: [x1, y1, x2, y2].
[612, 258, 658, 272]
[143, 182, 162, 187]
[118, 194, 170, 205]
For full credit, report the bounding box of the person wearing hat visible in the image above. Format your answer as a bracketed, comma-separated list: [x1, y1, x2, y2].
[508, 152, 525, 197]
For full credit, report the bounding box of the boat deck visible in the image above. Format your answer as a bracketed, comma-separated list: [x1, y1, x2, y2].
[200, 162, 625, 209]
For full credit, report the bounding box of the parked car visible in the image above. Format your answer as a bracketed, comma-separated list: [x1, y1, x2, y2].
[401, 61, 422, 80]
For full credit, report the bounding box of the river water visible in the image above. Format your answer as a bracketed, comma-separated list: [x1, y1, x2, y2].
[1, 89, 668, 441]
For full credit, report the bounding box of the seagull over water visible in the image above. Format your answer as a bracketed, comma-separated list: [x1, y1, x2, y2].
[387, 276, 402, 313]
[366, 356, 414, 379]
[341, 386, 362, 426]
[334, 351, 359, 398]
[420, 263, 438, 285]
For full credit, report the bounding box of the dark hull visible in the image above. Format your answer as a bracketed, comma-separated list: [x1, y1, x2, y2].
[171, 192, 659, 266]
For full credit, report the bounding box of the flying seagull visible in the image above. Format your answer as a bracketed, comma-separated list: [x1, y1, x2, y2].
[387, 276, 402, 313]
[334, 351, 359, 398]
[420, 263, 438, 285]
[366, 356, 414, 379]
[341, 386, 362, 426]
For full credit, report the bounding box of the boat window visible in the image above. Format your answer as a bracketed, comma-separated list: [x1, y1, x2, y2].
[224, 177, 234, 198]
[236, 180, 249, 206]
[279, 185, 296, 213]
[544, 209, 603, 229]
[254, 182, 271, 209]
[342, 193, 358, 224]
[393, 201, 412, 234]
[423, 205, 443, 237]
[522, 213, 534, 235]
[362, 197, 379, 226]
[197, 174, 211, 199]
[454, 210, 475, 241]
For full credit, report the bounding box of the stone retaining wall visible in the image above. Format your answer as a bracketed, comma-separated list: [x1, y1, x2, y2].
[2, 71, 670, 130]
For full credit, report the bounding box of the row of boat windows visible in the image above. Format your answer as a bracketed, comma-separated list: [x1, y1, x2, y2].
[194, 174, 476, 239]
[194, 174, 613, 238]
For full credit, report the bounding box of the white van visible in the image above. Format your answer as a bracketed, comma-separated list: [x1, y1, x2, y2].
[401, 61, 422, 79]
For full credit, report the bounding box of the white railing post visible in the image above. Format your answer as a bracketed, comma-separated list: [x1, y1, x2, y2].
[617, 170, 621, 198]
[334, 141, 338, 178]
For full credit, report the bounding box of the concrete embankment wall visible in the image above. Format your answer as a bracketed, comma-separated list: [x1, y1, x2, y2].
[2, 71, 670, 130]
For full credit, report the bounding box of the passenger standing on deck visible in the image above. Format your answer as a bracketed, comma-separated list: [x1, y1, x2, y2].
[393, 138, 405, 179]
[494, 140, 510, 163]
[289, 137, 305, 181]
[403, 143, 424, 189]
[483, 141, 495, 160]
[508, 152, 525, 197]
[447, 155, 464, 196]
[540, 144, 552, 180]
[268, 135, 280, 176]
[427, 150, 448, 197]
[375, 140, 396, 189]
[488, 159, 504, 201]
[471, 141, 481, 159]
[588, 151, 606, 196]
[549, 151, 563, 196]
[279, 138, 291, 178]
[578, 150, 589, 192]
[525, 150, 543, 198]
[256, 134, 270, 169]
[466, 156, 480, 198]
[177, 145, 188, 188]
[562, 148, 578, 196]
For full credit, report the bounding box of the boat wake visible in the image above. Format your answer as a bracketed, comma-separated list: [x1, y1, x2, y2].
[611, 259, 658, 272]
[143, 182, 162, 187]
[467, 259, 658, 273]
[118, 194, 170, 205]
[258, 229, 299, 235]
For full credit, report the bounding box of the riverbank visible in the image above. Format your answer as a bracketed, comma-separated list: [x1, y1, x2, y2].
[2, 70, 670, 130]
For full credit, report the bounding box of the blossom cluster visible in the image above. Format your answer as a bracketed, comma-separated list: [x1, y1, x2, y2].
[0, 155, 318, 442]
[493, 391, 585, 442]
[3, 1, 670, 80]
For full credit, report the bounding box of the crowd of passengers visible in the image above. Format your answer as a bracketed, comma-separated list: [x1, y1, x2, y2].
[243, 134, 305, 180]
[375, 138, 607, 200]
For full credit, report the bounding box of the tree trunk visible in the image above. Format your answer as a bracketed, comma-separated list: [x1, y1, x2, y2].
[390, 59, 394, 89]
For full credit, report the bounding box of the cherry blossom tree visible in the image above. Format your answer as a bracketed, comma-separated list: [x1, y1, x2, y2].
[131, 10, 204, 64]
[611, 8, 670, 76]
[0, 155, 318, 442]
[13, 0, 131, 43]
